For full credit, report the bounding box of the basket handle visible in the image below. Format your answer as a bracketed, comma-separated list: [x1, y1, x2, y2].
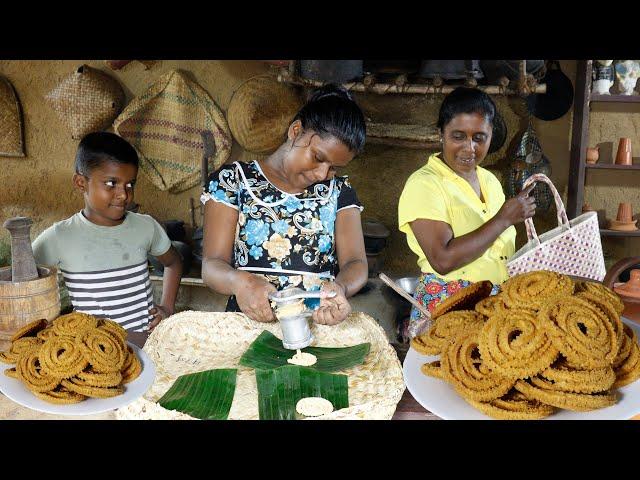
[521, 173, 570, 245]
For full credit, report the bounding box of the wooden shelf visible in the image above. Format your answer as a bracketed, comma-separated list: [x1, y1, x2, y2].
[277, 71, 547, 97]
[591, 94, 640, 103]
[586, 163, 640, 170]
[600, 229, 640, 237]
[366, 122, 440, 149]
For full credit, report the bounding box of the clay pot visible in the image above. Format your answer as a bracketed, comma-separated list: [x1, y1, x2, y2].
[604, 257, 640, 323]
[609, 202, 638, 231]
[615, 137, 632, 166]
[586, 146, 600, 164]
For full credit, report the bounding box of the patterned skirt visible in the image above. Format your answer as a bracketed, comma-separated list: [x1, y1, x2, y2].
[400, 273, 500, 340]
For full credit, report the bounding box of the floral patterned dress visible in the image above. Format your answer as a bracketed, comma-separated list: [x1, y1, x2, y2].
[201, 160, 363, 311]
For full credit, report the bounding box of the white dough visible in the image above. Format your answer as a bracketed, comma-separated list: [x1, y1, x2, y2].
[287, 349, 317, 366]
[296, 397, 334, 417]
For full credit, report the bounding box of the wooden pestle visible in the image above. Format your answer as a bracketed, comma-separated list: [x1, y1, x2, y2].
[3, 217, 39, 282]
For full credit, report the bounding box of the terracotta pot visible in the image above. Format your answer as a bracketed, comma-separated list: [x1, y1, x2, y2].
[604, 257, 640, 323]
[586, 146, 600, 164]
[615, 137, 632, 165]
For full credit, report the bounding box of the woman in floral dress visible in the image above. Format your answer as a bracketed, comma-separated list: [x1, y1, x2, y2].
[201, 85, 368, 326]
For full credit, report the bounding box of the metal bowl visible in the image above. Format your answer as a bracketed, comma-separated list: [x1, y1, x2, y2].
[395, 276, 420, 296]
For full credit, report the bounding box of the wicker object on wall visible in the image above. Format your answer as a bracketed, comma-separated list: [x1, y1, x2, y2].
[114, 70, 232, 193]
[0, 76, 25, 157]
[227, 74, 303, 155]
[45, 65, 125, 140]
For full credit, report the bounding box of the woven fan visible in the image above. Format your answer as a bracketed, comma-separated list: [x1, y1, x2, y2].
[114, 70, 232, 193]
[45, 65, 125, 139]
[0, 76, 25, 157]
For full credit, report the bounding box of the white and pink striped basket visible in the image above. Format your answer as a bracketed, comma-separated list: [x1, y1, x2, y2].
[506, 173, 606, 282]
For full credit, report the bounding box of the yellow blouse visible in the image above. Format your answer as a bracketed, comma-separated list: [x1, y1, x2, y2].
[398, 153, 516, 285]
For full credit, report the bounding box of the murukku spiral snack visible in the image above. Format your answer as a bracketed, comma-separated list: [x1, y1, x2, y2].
[16, 348, 61, 393]
[1, 311, 143, 405]
[420, 360, 444, 379]
[539, 360, 616, 394]
[515, 378, 617, 411]
[575, 291, 624, 354]
[411, 311, 485, 356]
[10, 319, 48, 342]
[33, 386, 86, 404]
[538, 296, 617, 369]
[52, 312, 98, 337]
[502, 271, 574, 310]
[431, 280, 493, 320]
[475, 294, 511, 318]
[416, 269, 640, 419]
[441, 330, 514, 402]
[575, 281, 625, 316]
[0, 337, 43, 364]
[478, 310, 559, 379]
[465, 390, 555, 420]
[121, 346, 142, 384]
[39, 336, 89, 378]
[76, 328, 126, 373]
[61, 378, 124, 398]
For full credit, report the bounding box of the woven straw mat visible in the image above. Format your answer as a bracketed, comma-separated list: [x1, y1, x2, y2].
[116, 311, 405, 420]
[45, 65, 125, 140]
[227, 74, 303, 155]
[0, 76, 24, 157]
[113, 70, 232, 193]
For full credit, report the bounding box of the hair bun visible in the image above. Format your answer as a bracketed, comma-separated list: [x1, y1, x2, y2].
[308, 83, 354, 103]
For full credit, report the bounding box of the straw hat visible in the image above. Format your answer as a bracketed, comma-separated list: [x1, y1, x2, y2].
[227, 74, 303, 155]
[0, 76, 25, 157]
[609, 202, 638, 231]
[114, 70, 232, 193]
[45, 65, 125, 139]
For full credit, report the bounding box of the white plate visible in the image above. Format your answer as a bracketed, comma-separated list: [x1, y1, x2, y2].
[403, 317, 640, 420]
[0, 342, 155, 415]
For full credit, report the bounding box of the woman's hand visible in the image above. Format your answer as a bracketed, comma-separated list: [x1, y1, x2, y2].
[497, 183, 537, 227]
[234, 272, 277, 322]
[312, 281, 352, 326]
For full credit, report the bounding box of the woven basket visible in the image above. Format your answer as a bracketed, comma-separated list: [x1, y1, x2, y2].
[227, 74, 303, 155]
[114, 70, 232, 193]
[116, 311, 405, 420]
[45, 65, 125, 140]
[0, 76, 25, 157]
[507, 173, 607, 281]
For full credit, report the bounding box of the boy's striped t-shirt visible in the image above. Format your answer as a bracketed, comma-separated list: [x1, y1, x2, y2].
[61, 260, 154, 332]
[32, 211, 172, 332]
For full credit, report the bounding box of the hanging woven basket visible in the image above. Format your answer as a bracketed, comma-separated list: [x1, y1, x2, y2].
[227, 74, 303, 155]
[0, 76, 25, 157]
[114, 70, 232, 193]
[45, 64, 125, 140]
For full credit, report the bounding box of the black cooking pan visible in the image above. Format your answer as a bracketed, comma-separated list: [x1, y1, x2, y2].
[526, 60, 574, 121]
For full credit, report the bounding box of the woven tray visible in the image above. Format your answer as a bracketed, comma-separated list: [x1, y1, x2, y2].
[0, 76, 25, 157]
[116, 311, 405, 420]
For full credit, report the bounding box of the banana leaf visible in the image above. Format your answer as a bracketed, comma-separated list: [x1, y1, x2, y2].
[157, 368, 237, 420]
[239, 330, 370, 372]
[256, 365, 349, 420]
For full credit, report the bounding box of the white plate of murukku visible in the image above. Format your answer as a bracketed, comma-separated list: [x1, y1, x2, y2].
[403, 318, 640, 420]
[0, 343, 156, 415]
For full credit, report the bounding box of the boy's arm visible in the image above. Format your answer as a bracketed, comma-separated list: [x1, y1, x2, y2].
[148, 245, 182, 330]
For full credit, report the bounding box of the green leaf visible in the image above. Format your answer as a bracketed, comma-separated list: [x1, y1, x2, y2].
[158, 368, 237, 420]
[256, 365, 349, 420]
[239, 330, 371, 372]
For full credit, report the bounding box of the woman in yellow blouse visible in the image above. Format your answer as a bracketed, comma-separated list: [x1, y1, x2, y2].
[398, 87, 536, 337]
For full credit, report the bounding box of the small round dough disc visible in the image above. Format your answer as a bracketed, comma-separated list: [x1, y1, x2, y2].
[287, 349, 317, 366]
[296, 397, 334, 417]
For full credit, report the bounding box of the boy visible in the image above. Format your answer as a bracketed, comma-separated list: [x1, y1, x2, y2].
[33, 132, 182, 332]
